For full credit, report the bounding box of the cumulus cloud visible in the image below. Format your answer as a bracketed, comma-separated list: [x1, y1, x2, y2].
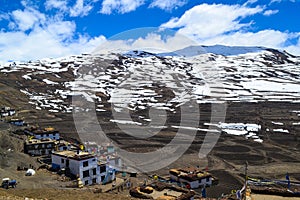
[10, 8, 46, 31]
[0, 27, 106, 61]
[149, 0, 187, 11]
[161, 3, 264, 39]
[92, 29, 298, 56]
[199, 30, 290, 48]
[0, 3, 106, 62]
[160, 3, 300, 55]
[100, 0, 144, 14]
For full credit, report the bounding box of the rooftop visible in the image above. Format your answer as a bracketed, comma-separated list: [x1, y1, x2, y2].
[52, 150, 95, 160]
[169, 168, 212, 182]
[24, 126, 59, 135]
[25, 138, 55, 144]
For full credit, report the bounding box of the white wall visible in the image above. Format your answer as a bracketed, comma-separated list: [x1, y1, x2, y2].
[51, 154, 109, 185]
[169, 174, 212, 189]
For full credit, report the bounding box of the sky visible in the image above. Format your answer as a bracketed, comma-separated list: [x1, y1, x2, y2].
[0, 0, 300, 62]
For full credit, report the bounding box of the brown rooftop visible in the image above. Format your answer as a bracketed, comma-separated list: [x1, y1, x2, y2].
[24, 127, 59, 135]
[25, 139, 55, 144]
[169, 168, 212, 182]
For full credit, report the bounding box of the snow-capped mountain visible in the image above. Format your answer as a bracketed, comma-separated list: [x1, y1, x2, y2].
[0, 45, 300, 142]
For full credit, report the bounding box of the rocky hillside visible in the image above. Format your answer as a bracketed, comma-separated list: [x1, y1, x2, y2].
[0, 45, 299, 146]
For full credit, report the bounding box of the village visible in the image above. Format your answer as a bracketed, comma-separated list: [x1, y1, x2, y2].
[0, 106, 300, 200]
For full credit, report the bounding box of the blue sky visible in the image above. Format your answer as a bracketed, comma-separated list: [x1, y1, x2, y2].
[0, 0, 299, 61]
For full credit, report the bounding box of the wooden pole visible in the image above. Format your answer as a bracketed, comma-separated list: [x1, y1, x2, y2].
[244, 161, 248, 200]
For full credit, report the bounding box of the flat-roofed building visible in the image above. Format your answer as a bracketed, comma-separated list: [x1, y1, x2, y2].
[51, 150, 115, 186]
[24, 127, 60, 140]
[169, 167, 213, 189]
[24, 139, 55, 156]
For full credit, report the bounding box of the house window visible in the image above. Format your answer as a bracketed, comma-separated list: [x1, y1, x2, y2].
[83, 161, 89, 167]
[61, 158, 64, 164]
[85, 180, 89, 185]
[206, 177, 210, 182]
[100, 165, 106, 173]
[92, 178, 97, 184]
[101, 175, 105, 182]
[93, 168, 97, 175]
[83, 170, 89, 178]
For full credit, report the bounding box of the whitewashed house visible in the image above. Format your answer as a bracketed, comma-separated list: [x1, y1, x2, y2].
[0, 111, 9, 117]
[85, 142, 123, 170]
[169, 168, 212, 189]
[0, 107, 16, 117]
[51, 150, 115, 185]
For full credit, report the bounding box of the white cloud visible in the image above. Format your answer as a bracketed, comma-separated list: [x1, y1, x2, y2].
[93, 32, 196, 54]
[263, 9, 279, 16]
[243, 0, 258, 6]
[270, 0, 282, 3]
[270, 0, 298, 4]
[100, 0, 144, 14]
[70, 0, 93, 17]
[286, 38, 300, 55]
[161, 3, 263, 39]
[0, 27, 106, 62]
[0, 3, 106, 62]
[149, 0, 187, 11]
[45, 0, 95, 17]
[11, 8, 46, 31]
[199, 30, 290, 48]
[159, 3, 300, 55]
[45, 0, 68, 11]
[0, 13, 10, 21]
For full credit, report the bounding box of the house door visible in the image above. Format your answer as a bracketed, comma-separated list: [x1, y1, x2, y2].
[66, 159, 69, 168]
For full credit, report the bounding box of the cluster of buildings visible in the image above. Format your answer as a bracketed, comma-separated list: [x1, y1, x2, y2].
[0, 107, 16, 117]
[0, 106, 25, 126]
[23, 127, 71, 156]
[1, 105, 212, 191]
[22, 126, 117, 186]
[0, 106, 118, 187]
